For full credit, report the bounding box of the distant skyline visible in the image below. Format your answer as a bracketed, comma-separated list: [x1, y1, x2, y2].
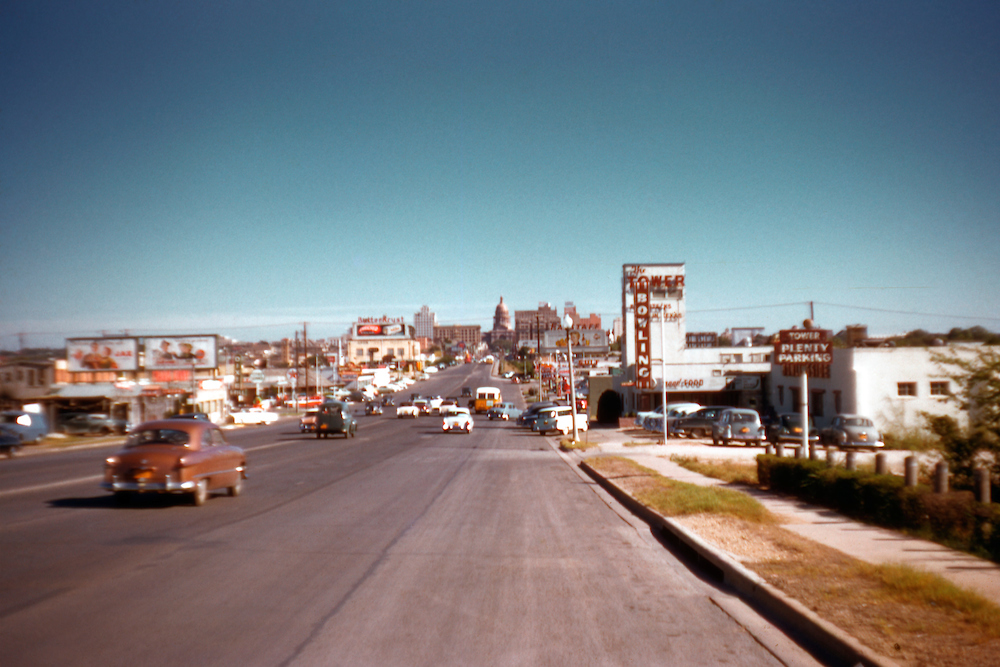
[3, 1, 999, 349]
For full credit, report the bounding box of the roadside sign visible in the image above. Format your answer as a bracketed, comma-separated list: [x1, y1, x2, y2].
[249, 370, 266, 384]
[776, 329, 832, 378]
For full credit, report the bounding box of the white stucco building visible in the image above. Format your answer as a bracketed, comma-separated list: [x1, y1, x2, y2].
[769, 345, 977, 432]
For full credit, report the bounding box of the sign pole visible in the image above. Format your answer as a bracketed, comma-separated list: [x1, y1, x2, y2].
[800, 370, 809, 455]
[660, 309, 668, 443]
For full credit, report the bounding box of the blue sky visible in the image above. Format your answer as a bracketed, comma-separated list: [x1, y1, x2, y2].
[3, 1, 998, 348]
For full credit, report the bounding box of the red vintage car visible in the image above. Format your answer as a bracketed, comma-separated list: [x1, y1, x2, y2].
[102, 419, 246, 506]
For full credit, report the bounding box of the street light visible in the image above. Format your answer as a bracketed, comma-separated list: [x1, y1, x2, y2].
[563, 314, 579, 442]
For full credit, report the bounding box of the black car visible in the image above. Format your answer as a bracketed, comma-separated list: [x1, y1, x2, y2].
[516, 401, 559, 428]
[671, 406, 730, 439]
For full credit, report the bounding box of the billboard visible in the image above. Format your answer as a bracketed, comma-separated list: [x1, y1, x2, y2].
[145, 336, 218, 370]
[354, 320, 407, 338]
[67, 338, 139, 372]
[542, 329, 610, 353]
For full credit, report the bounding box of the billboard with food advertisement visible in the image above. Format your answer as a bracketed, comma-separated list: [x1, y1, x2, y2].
[542, 329, 610, 353]
[145, 336, 218, 370]
[67, 338, 139, 372]
[354, 318, 408, 338]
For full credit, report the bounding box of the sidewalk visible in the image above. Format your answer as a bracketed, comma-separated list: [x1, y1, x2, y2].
[576, 426, 1000, 608]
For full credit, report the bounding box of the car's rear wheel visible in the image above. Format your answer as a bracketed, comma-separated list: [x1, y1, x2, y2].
[192, 479, 208, 507]
[691, 428, 704, 439]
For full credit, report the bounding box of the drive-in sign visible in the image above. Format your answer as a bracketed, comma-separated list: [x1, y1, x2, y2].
[776, 329, 832, 378]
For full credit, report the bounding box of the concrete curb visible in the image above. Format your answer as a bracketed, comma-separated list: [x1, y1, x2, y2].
[579, 459, 900, 667]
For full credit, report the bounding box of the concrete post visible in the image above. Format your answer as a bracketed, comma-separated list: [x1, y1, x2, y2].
[904, 455, 918, 487]
[845, 451, 857, 471]
[775, 444, 784, 458]
[809, 443, 820, 461]
[765, 444, 774, 456]
[974, 468, 991, 504]
[826, 446, 836, 468]
[934, 461, 949, 494]
[795, 445, 805, 459]
[875, 452, 888, 476]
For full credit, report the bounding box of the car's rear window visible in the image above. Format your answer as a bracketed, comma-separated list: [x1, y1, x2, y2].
[126, 429, 190, 447]
[846, 417, 873, 427]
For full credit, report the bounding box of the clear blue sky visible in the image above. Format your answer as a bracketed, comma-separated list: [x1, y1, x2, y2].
[3, 1, 998, 349]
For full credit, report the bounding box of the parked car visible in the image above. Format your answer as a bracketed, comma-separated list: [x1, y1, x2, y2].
[820, 414, 883, 450]
[315, 400, 357, 438]
[60, 412, 130, 436]
[533, 406, 589, 436]
[441, 407, 474, 433]
[516, 401, 559, 429]
[231, 407, 279, 426]
[671, 406, 730, 439]
[642, 402, 702, 433]
[487, 402, 522, 421]
[396, 401, 420, 418]
[766, 413, 819, 445]
[299, 410, 318, 432]
[0, 427, 23, 457]
[711, 408, 765, 446]
[102, 418, 246, 506]
[0, 410, 48, 443]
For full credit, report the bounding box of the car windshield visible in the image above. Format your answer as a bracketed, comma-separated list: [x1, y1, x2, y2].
[126, 429, 190, 447]
[845, 417, 874, 427]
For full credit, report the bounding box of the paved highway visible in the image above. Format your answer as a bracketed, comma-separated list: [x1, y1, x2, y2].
[0, 364, 820, 666]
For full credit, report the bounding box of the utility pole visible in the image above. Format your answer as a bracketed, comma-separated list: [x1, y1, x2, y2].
[303, 322, 308, 396]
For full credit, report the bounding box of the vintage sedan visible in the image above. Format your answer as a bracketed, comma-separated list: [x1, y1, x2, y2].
[441, 407, 473, 433]
[766, 413, 819, 445]
[231, 407, 279, 426]
[711, 408, 765, 446]
[396, 401, 420, 418]
[820, 414, 884, 450]
[102, 419, 246, 506]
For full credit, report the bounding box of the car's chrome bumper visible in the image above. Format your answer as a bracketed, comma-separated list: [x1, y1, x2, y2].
[102, 474, 195, 493]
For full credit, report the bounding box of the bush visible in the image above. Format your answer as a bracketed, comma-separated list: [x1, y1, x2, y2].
[756, 454, 1000, 563]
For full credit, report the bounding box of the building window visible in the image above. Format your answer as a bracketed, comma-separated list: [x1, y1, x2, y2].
[833, 390, 842, 414]
[930, 381, 950, 396]
[778, 385, 784, 407]
[811, 390, 824, 417]
[790, 387, 800, 409]
[897, 382, 917, 397]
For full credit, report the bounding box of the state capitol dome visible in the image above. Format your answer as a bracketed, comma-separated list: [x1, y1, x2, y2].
[493, 296, 512, 331]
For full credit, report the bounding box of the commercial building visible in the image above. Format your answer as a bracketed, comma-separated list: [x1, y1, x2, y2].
[769, 345, 975, 431]
[433, 324, 482, 350]
[618, 263, 773, 414]
[346, 318, 421, 366]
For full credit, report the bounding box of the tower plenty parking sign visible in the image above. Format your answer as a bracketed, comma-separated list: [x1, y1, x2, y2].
[776, 329, 832, 378]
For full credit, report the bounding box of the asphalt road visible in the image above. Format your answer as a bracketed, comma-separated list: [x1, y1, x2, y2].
[0, 365, 821, 666]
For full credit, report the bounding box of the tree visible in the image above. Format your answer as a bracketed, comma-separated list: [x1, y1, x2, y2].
[926, 346, 1000, 485]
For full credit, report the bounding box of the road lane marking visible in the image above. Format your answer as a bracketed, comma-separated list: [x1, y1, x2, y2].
[1, 475, 103, 498]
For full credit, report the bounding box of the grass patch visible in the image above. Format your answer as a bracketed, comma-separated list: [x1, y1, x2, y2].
[670, 455, 759, 485]
[862, 562, 1000, 635]
[587, 456, 774, 524]
[559, 438, 599, 451]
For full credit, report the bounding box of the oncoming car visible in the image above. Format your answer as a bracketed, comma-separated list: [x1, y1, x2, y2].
[441, 407, 473, 433]
[102, 419, 246, 506]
